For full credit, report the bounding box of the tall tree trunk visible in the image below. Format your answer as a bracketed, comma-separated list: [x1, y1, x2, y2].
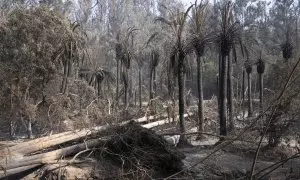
[139, 68, 142, 108]
[153, 68, 157, 113]
[27, 119, 33, 139]
[242, 69, 245, 119]
[259, 73, 264, 113]
[217, 48, 222, 118]
[129, 69, 133, 105]
[178, 58, 186, 143]
[97, 79, 101, 98]
[149, 71, 153, 100]
[247, 72, 253, 117]
[219, 55, 227, 137]
[116, 60, 119, 105]
[154, 68, 157, 97]
[196, 56, 204, 137]
[10, 120, 15, 140]
[124, 69, 129, 108]
[227, 54, 234, 131]
[61, 61, 68, 94]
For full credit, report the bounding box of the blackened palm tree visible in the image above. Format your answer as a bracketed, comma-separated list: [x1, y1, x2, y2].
[245, 61, 253, 117]
[78, 68, 115, 98]
[156, 4, 194, 146]
[60, 23, 81, 94]
[115, 33, 122, 106]
[189, 0, 214, 138]
[150, 50, 159, 101]
[282, 31, 293, 62]
[256, 57, 265, 113]
[118, 27, 137, 107]
[216, 1, 241, 136]
[136, 52, 146, 109]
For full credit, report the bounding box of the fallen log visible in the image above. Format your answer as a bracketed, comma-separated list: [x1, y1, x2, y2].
[0, 125, 109, 157]
[142, 114, 189, 129]
[0, 113, 174, 157]
[0, 164, 41, 178]
[0, 139, 101, 178]
[0, 113, 192, 178]
[121, 113, 169, 125]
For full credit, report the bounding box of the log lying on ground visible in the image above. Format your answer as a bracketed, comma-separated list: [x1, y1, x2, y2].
[0, 164, 42, 178]
[0, 112, 183, 157]
[0, 125, 109, 157]
[0, 113, 192, 179]
[142, 114, 189, 129]
[121, 113, 169, 125]
[0, 139, 102, 178]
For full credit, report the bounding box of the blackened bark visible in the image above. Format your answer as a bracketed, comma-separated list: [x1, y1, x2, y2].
[242, 69, 245, 119]
[259, 73, 263, 113]
[139, 68, 142, 108]
[149, 71, 153, 100]
[247, 72, 253, 117]
[219, 55, 227, 136]
[227, 54, 234, 130]
[116, 60, 119, 105]
[196, 56, 204, 135]
[178, 57, 186, 138]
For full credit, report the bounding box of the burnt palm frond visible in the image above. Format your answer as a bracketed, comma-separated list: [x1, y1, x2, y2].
[79, 68, 115, 86]
[178, 4, 194, 38]
[215, 1, 242, 56]
[122, 45, 132, 69]
[150, 49, 160, 71]
[71, 22, 80, 31]
[155, 17, 173, 27]
[145, 32, 159, 48]
[281, 41, 293, 60]
[169, 46, 178, 76]
[124, 27, 138, 42]
[155, 4, 193, 42]
[245, 61, 253, 74]
[256, 58, 265, 74]
[190, 0, 209, 35]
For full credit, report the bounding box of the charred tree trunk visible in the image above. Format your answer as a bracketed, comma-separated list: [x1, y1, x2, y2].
[196, 56, 204, 137]
[149, 71, 153, 101]
[153, 68, 157, 113]
[60, 60, 68, 94]
[259, 73, 263, 113]
[227, 54, 234, 131]
[219, 55, 227, 137]
[116, 59, 120, 105]
[139, 68, 142, 108]
[177, 54, 187, 145]
[242, 69, 245, 119]
[124, 69, 129, 108]
[247, 72, 253, 117]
